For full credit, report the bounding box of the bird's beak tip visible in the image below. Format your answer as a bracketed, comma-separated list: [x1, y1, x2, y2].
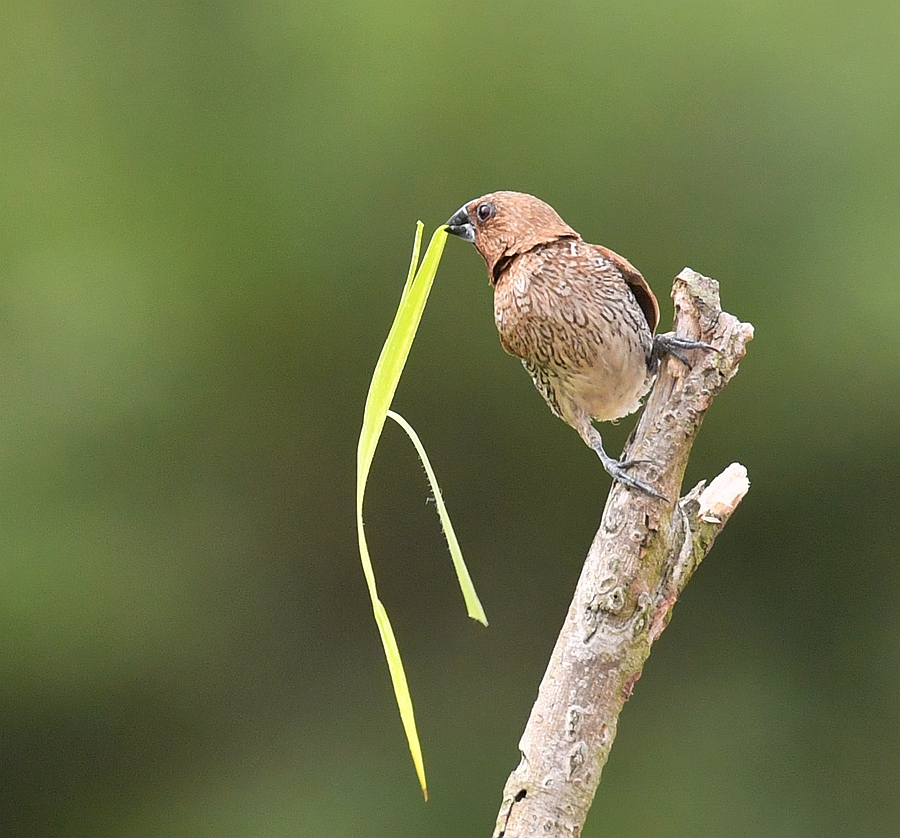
[445, 205, 476, 243]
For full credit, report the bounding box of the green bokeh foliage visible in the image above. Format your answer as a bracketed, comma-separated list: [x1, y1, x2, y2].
[0, 1, 898, 836]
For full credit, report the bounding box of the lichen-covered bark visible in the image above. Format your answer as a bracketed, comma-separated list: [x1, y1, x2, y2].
[493, 269, 754, 838]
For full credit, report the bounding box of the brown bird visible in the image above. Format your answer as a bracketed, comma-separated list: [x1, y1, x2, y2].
[446, 191, 712, 499]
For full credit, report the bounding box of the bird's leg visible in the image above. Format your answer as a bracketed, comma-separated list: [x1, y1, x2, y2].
[581, 423, 668, 501]
[649, 332, 719, 375]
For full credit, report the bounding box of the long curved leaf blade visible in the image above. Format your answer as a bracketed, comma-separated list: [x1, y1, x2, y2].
[387, 410, 487, 625]
[355, 224, 448, 798]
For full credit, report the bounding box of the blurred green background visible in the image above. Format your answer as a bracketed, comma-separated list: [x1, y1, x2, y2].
[1, 1, 898, 835]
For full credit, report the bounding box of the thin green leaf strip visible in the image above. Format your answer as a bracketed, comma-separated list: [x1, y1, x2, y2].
[355, 223, 488, 799]
[387, 410, 487, 626]
[355, 224, 442, 799]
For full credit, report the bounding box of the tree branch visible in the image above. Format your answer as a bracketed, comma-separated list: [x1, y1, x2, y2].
[492, 268, 754, 838]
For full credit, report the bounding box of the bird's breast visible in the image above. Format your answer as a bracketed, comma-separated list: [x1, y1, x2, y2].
[493, 245, 653, 421]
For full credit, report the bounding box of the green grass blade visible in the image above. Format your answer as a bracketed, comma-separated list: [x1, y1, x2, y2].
[399, 219, 423, 305]
[356, 524, 427, 797]
[355, 224, 448, 799]
[357, 223, 446, 490]
[355, 222, 490, 798]
[371, 598, 424, 792]
[387, 410, 487, 625]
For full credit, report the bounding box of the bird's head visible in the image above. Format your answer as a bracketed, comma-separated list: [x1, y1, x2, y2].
[446, 191, 580, 284]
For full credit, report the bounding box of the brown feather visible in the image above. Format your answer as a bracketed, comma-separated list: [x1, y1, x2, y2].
[592, 244, 659, 334]
[449, 191, 662, 476]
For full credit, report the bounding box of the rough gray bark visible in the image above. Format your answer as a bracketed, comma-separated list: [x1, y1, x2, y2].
[492, 268, 754, 838]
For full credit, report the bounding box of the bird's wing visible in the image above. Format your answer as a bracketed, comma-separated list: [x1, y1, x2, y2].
[594, 245, 660, 334]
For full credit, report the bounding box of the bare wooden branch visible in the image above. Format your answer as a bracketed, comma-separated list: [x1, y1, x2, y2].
[492, 269, 754, 838]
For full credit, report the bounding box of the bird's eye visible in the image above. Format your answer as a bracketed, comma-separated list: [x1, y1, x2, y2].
[475, 202, 495, 223]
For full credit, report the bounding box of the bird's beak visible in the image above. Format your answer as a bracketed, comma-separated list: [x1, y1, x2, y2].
[445, 204, 475, 243]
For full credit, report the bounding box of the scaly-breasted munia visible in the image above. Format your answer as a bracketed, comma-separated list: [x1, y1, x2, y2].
[446, 191, 712, 499]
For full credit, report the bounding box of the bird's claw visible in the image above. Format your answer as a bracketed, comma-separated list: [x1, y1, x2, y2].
[594, 446, 668, 501]
[650, 333, 719, 374]
[607, 462, 669, 500]
[615, 456, 651, 470]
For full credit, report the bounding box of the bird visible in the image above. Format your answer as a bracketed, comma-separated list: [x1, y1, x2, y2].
[445, 191, 713, 499]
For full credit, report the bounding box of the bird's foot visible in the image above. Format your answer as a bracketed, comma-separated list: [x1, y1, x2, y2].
[615, 456, 651, 470]
[594, 446, 668, 501]
[650, 332, 719, 374]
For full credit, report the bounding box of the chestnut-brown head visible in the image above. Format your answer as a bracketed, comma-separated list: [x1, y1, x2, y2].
[446, 191, 580, 284]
